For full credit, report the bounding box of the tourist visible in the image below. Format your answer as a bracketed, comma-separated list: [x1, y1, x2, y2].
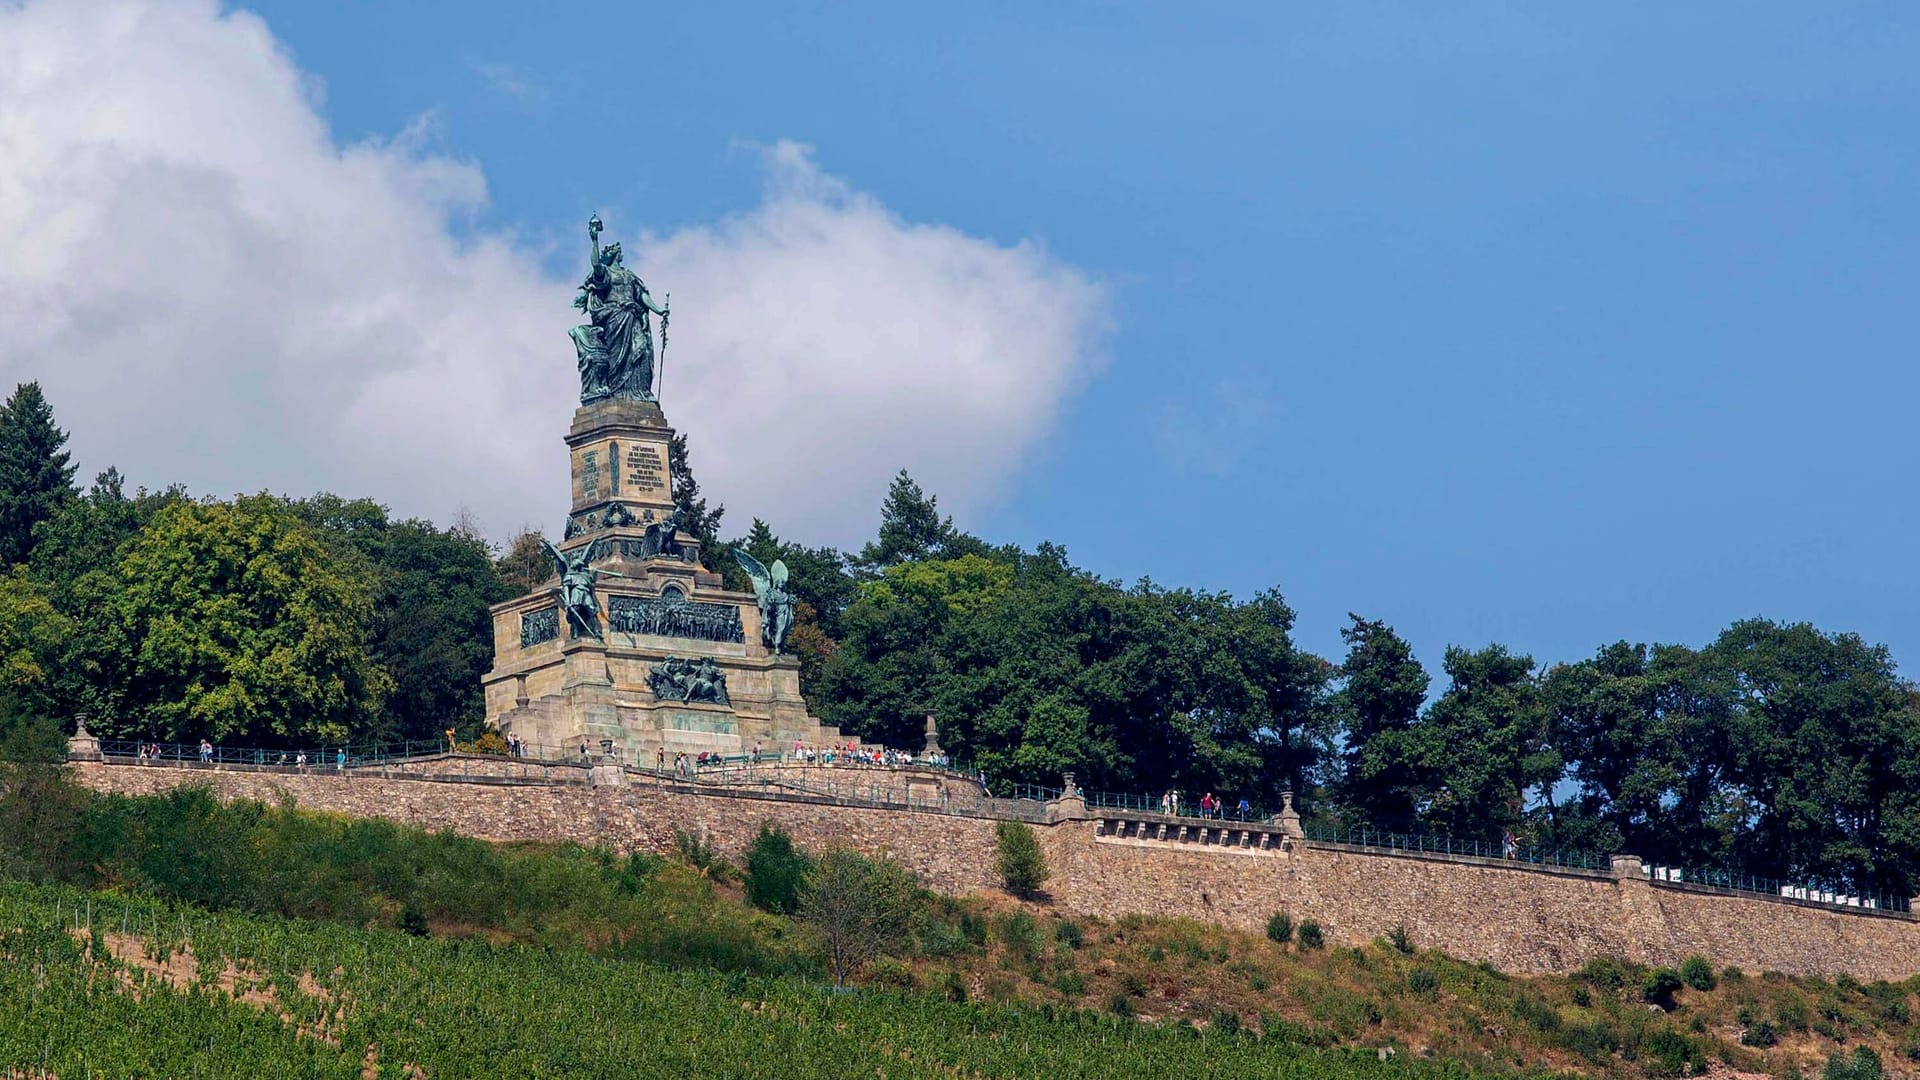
[1502, 830, 1518, 860]
[198, 739, 213, 764]
[334, 748, 346, 770]
[579, 740, 589, 762]
[445, 727, 458, 753]
[1237, 797, 1251, 821]
[295, 750, 307, 769]
[657, 747, 666, 771]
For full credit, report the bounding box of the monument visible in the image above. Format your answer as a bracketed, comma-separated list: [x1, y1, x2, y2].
[482, 215, 848, 761]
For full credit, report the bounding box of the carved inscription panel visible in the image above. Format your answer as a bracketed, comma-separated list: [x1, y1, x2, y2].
[581, 450, 601, 501]
[627, 445, 666, 494]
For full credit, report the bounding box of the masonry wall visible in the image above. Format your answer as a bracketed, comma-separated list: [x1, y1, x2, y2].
[67, 761, 1920, 981]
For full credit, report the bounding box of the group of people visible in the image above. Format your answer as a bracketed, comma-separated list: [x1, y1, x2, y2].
[787, 741, 950, 769]
[1158, 790, 1256, 820]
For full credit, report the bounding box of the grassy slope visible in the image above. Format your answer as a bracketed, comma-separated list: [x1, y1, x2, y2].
[0, 881, 1473, 1080]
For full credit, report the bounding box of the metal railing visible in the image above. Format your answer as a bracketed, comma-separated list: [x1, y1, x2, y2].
[1643, 863, 1912, 913]
[1301, 822, 1615, 872]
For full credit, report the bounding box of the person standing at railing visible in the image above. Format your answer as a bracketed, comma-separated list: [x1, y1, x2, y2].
[197, 739, 213, 764]
[1237, 797, 1250, 821]
[1502, 830, 1518, 860]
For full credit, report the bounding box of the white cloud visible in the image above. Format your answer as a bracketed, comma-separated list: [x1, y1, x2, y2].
[0, 0, 1109, 549]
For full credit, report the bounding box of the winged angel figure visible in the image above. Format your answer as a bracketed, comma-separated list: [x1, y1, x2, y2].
[733, 550, 795, 654]
[543, 538, 616, 639]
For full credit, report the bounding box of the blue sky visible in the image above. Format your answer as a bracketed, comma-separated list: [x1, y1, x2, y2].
[15, 2, 1920, 674]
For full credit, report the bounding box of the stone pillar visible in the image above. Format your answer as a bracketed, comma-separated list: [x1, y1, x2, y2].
[1610, 854, 1646, 880]
[1274, 791, 1305, 840]
[922, 713, 943, 757]
[1044, 772, 1090, 823]
[66, 718, 101, 762]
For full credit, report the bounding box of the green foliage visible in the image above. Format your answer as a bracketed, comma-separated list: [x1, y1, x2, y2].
[1742, 1019, 1779, 1047]
[0, 381, 75, 568]
[994, 820, 1049, 894]
[1825, 1046, 1884, 1080]
[3, 880, 1506, 1079]
[1640, 1027, 1704, 1078]
[1383, 923, 1413, 954]
[1296, 920, 1324, 950]
[1333, 615, 1430, 833]
[800, 847, 921, 987]
[88, 495, 391, 744]
[1054, 918, 1085, 949]
[1643, 967, 1684, 1009]
[744, 822, 811, 915]
[1576, 956, 1629, 991]
[1266, 910, 1294, 944]
[1679, 954, 1717, 991]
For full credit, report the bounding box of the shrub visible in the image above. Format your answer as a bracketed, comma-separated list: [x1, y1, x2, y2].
[1384, 923, 1413, 954]
[1577, 956, 1629, 991]
[398, 905, 429, 937]
[1679, 955, 1717, 991]
[1825, 1047, 1884, 1080]
[917, 917, 969, 958]
[935, 969, 968, 1002]
[959, 911, 988, 947]
[995, 910, 1041, 961]
[1265, 911, 1294, 945]
[1722, 965, 1746, 982]
[1642, 1027, 1702, 1077]
[994, 820, 1049, 894]
[1054, 919, 1085, 949]
[470, 732, 509, 755]
[1643, 968, 1684, 1009]
[1211, 1009, 1241, 1035]
[743, 823, 810, 915]
[1741, 1019, 1779, 1047]
[1408, 968, 1439, 995]
[1121, 971, 1148, 997]
[1569, 984, 1591, 1007]
[1296, 920, 1325, 950]
[1109, 992, 1135, 1017]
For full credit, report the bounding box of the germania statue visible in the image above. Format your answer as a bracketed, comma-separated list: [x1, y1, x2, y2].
[571, 214, 669, 404]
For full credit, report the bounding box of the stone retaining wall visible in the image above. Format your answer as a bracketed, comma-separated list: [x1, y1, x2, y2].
[67, 761, 1920, 980]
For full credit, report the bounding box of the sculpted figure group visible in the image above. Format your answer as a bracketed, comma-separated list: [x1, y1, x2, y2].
[648, 656, 730, 705]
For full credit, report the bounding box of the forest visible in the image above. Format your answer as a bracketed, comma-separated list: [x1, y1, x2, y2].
[1, 381, 1916, 896]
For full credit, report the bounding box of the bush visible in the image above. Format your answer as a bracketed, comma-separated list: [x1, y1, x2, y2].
[994, 821, 1049, 894]
[1722, 965, 1746, 982]
[1408, 968, 1439, 995]
[398, 905, 429, 937]
[1642, 1028, 1702, 1078]
[1265, 911, 1294, 944]
[1569, 984, 1591, 1007]
[1643, 968, 1684, 1009]
[1577, 956, 1629, 991]
[743, 823, 810, 915]
[1741, 1019, 1779, 1047]
[1054, 919, 1085, 949]
[1296, 920, 1325, 950]
[1825, 1047, 1884, 1080]
[1384, 923, 1413, 954]
[1109, 992, 1135, 1017]
[1679, 955, 1717, 991]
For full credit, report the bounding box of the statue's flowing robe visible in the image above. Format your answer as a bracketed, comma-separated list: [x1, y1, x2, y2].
[582, 264, 655, 399]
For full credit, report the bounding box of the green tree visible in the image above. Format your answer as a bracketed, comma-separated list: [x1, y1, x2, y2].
[1416, 644, 1557, 837]
[0, 569, 74, 742]
[496, 527, 552, 596]
[1332, 615, 1430, 833]
[0, 382, 76, 567]
[994, 820, 1050, 894]
[744, 822, 812, 915]
[1710, 619, 1920, 896]
[93, 495, 391, 744]
[851, 470, 989, 576]
[799, 847, 921, 987]
[668, 431, 726, 564]
[291, 496, 513, 742]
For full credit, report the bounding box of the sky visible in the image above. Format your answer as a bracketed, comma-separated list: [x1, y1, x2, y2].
[1, 1, 1916, 674]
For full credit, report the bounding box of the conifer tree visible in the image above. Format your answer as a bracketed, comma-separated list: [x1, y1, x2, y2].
[854, 470, 953, 573]
[667, 431, 725, 557]
[0, 382, 76, 567]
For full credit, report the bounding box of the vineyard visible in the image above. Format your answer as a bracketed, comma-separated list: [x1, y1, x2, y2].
[0, 881, 1478, 1079]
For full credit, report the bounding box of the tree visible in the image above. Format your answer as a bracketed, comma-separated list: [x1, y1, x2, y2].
[1332, 615, 1430, 833]
[799, 847, 921, 987]
[1415, 644, 1557, 837]
[852, 470, 989, 575]
[744, 822, 812, 915]
[994, 820, 1049, 894]
[1709, 619, 1920, 896]
[0, 382, 76, 567]
[668, 431, 726, 563]
[289, 497, 512, 743]
[496, 527, 552, 596]
[92, 495, 391, 744]
[0, 569, 74, 740]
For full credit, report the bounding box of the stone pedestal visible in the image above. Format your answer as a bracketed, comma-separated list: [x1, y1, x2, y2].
[65, 720, 100, 762]
[483, 399, 854, 763]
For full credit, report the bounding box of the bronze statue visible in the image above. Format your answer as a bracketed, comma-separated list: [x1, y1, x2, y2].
[541, 537, 616, 639]
[571, 214, 669, 404]
[734, 550, 795, 654]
